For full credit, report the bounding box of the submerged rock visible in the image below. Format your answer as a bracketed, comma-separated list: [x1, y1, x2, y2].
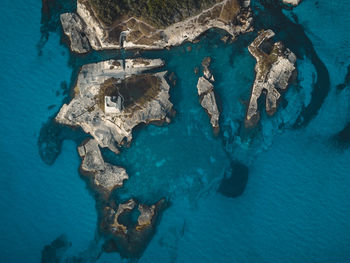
[332, 122, 350, 149]
[56, 58, 173, 153]
[102, 198, 167, 258]
[41, 234, 71, 263]
[218, 161, 249, 198]
[245, 29, 297, 127]
[60, 0, 253, 53]
[78, 139, 128, 198]
[196, 57, 220, 131]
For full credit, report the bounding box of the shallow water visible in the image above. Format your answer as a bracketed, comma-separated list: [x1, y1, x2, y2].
[0, 0, 350, 262]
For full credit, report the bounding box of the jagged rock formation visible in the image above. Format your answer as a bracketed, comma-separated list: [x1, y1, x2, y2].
[56, 58, 173, 153]
[282, 0, 301, 6]
[245, 29, 297, 127]
[78, 138, 128, 197]
[60, 0, 253, 53]
[60, 13, 92, 53]
[196, 57, 220, 131]
[102, 198, 167, 257]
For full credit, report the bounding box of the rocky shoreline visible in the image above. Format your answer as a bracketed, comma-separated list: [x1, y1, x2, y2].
[196, 57, 220, 132]
[55, 58, 173, 153]
[60, 0, 253, 53]
[245, 29, 297, 127]
[53, 0, 300, 259]
[76, 137, 167, 257]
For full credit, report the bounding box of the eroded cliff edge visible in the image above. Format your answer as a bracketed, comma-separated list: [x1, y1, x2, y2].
[60, 0, 253, 53]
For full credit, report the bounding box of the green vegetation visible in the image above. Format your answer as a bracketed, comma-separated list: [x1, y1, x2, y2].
[88, 0, 219, 27]
[97, 74, 162, 113]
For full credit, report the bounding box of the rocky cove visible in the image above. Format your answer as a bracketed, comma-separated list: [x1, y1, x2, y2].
[26, 0, 344, 261]
[49, 0, 303, 258]
[3, 0, 350, 260]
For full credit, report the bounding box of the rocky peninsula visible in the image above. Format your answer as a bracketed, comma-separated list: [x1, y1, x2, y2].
[55, 58, 173, 153]
[196, 57, 220, 131]
[78, 138, 128, 198]
[245, 29, 297, 127]
[60, 0, 253, 53]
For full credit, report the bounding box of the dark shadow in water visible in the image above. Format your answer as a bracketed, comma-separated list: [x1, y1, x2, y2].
[38, 0, 75, 55]
[252, 0, 331, 128]
[331, 122, 350, 149]
[41, 234, 71, 263]
[37, 114, 87, 165]
[336, 64, 350, 91]
[218, 161, 249, 198]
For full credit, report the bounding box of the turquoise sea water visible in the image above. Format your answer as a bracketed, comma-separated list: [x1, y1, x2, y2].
[1, 0, 350, 262]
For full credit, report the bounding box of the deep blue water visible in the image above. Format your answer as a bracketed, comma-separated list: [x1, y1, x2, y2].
[1, 0, 350, 262]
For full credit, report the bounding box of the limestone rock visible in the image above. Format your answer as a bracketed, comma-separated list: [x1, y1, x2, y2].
[61, 0, 253, 53]
[109, 199, 136, 234]
[136, 204, 156, 231]
[197, 77, 220, 130]
[196, 57, 220, 131]
[60, 13, 91, 53]
[56, 58, 173, 153]
[282, 0, 301, 6]
[102, 198, 167, 257]
[245, 29, 297, 127]
[105, 198, 166, 236]
[78, 139, 128, 196]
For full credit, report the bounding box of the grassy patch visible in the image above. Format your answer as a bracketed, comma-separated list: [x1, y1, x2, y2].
[88, 0, 221, 27]
[97, 74, 162, 113]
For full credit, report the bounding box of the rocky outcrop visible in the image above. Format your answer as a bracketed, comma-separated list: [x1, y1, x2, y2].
[60, 13, 91, 53]
[55, 58, 173, 153]
[282, 0, 301, 6]
[136, 203, 156, 231]
[102, 198, 167, 258]
[245, 29, 297, 127]
[78, 138, 128, 197]
[60, 0, 253, 53]
[196, 57, 220, 131]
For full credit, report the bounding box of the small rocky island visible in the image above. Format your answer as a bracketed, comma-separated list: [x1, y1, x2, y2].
[196, 57, 220, 132]
[60, 0, 253, 53]
[245, 29, 297, 127]
[102, 198, 167, 257]
[56, 58, 173, 153]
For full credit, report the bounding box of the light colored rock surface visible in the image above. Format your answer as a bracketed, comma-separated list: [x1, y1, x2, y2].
[136, 204, 156, 231]
[109, 199, 136, 234]
[282, 0, 301, 6]
[61, 0, 253, 53]
[56, 58, 173, 153]
[60, 13, 91, 53]
[78, 139, 128, 196]
[246, 29, 297, 127]
[196, 57, 220, 130]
